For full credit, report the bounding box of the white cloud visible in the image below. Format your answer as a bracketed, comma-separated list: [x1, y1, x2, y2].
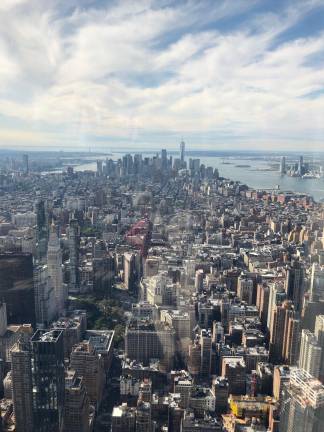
[0, 0, 28, 11]
[0, 0, 323, 150]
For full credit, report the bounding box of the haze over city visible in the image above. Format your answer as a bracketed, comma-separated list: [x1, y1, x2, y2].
[0, 0, 324, 151]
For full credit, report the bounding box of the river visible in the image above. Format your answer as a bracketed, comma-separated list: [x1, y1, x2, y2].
[45, 153, 324, 202]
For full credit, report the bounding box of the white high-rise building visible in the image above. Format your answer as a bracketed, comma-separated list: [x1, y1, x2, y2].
[280, 369, 324, 432]
[315, 315, 324, 382]
[124, 252, 135, 291]
[315, 315, 324, 342]
[310, 264, 324, 301]
[299, 329, 322, 379]
[34, 265, 56, 327]
[47, 224, 65, 316]
[144, 272, 168, 305]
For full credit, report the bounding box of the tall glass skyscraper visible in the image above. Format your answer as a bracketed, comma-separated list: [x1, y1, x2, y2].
[0, 253, 36, 326]
[180, 140, 185, 165]
[31, 330, 65, 432]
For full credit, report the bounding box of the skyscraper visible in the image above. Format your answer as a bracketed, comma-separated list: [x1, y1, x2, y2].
[70, 341, 104, 407]
[283, 315, 301, 365]
[270, 300, 295, 364]
[11, 341, 34, 432]
[136, 400, 152, 432]
[68, 219, 80, 294]
[298, 155, 304, 176]
[195, 269, 204, 293]
[35, 199, 48, 262]
[213, 377, 229, 414]
[200, 329, 212, 377]
[256, 283, 270, 328]
[34, 264, 56, 327]
[0, 303, 7, 337]
[273, 365, 291, 402]
[31, 330, 65, 432]
[133, 153, 143, 175]
[122, 154, 134, 175]
[124, 252, 136, 291]
[299, 329, 322, 378]
[22, 154, 29, 174]
[96, 160, 103, 176]
[280, 369, 324, 432]
[188, 340, 201, 378]
[267, 282, 286, 331]
[161, 149, 167, 170]
[180, 140, 185, 165]
[63, 370, 90, 432]
[285, 260, 305, 312]
[314, 315, 324, 382]
[310, 263, 324, 301]
[0, 253, 36, 326]
[315, 315, 324, 344]
[47, 223, 65, 316]
[280, 156, 286, 174]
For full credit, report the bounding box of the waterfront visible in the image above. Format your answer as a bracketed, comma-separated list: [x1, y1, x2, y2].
[60, 154, 324, 202]
[199, 156, 324, 202]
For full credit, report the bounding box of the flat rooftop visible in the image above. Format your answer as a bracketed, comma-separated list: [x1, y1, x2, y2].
[31, 329, 62, 343]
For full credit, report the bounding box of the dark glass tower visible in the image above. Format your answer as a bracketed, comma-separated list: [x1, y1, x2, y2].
[31, 329, 65, 432]
[11, 341, 34, 432]
[0, 253, 36, 326]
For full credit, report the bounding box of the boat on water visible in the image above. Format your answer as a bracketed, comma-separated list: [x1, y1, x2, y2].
[302, 173, 321, 179]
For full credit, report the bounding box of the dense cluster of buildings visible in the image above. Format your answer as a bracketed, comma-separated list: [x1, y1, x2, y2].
[0, 143, 324, 431]
[279, 154, 324, 178]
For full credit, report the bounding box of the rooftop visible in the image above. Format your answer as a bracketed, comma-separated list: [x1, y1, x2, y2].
[31, 329, 62, 343]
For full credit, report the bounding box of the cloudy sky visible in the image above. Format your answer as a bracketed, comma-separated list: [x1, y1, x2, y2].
[0, 0, 324, 152]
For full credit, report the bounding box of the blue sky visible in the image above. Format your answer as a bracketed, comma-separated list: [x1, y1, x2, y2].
[0, 0, 324, 151]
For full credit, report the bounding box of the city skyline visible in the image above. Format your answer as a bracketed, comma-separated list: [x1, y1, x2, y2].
[0, 0, 324, 151]
[1, 148, 324, 430]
